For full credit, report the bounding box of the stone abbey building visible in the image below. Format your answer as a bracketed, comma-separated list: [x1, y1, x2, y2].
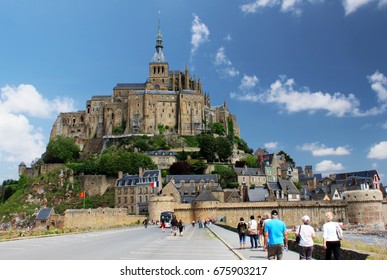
[50, 24, 240, 146]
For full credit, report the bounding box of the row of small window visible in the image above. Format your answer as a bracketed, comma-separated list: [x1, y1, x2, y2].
[117, 195, 149, 204]
[178, 181, 216, 187]
[241, 177, 267, 183]
[116, 187, 156, 194]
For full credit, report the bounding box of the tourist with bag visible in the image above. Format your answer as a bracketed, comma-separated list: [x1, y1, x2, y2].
[322, 211, 343, 260]
[237, 217, 247, 249]
[295, 215, 315, 260]
[248, 215, 258, 249]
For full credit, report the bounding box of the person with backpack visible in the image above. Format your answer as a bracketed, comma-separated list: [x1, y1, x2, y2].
[237, 217, 247, 249]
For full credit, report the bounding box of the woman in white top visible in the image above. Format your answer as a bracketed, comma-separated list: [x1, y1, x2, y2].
[322, 211, 343, 260]
[248, 215, 258, 248]
[295, 215, 315, 260]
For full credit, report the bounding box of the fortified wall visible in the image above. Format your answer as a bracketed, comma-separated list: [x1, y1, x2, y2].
[64, 208, 145, 229]
[79, 175, 116, 196]
[148, 189, 386, 230]
[343, 190, 385, 230]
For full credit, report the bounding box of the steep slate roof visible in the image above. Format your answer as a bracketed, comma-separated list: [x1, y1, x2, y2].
[114, 83, 146, 89]
[335, 170, 379, 181]
[278, 179, 299, 194]
[268, 181, 281, 191]
[247, 186, 269, 202]
[117, 170, 160, 186]
[194, 189, 219, 202]
[36, 208, 53, 221]
[166, 174, 218, 184]
[224, 190, 242, 202]
[234, 166, 265, 176]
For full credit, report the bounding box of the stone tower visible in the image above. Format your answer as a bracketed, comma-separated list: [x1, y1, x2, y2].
[343, 189, 385, 230]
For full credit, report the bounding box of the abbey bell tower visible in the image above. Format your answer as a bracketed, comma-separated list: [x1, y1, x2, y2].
[147, 20, 169, 91]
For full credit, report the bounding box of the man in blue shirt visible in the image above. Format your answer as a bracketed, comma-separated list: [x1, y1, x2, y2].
[264, 209, 288, 260]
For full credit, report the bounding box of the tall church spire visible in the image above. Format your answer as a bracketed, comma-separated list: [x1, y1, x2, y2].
[156, 16, 163, 52]
[151, 14, 167, 63]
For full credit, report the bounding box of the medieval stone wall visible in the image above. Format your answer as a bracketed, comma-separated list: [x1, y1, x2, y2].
[63, 208, 145, 229]
[79, 175, 115, 196]
[343, 190, 385, 230]
[382, 200, 387, 224]
[148, 196, 348, 229]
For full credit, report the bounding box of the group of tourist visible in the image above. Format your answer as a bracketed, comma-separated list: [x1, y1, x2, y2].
[237, 210, 344, 260]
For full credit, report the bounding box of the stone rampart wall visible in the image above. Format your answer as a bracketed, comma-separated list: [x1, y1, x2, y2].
[382, 200, 387, 224]
[64, 208, 145, 229]
[156, 200, 348, 229]
[79, 175, 115, 196]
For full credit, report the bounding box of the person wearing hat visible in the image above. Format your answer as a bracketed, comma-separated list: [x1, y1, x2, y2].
[263, 209, 288, 260]
[295, 215, 315, 260]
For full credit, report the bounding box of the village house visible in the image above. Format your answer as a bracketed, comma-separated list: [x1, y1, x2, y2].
[115, 168, 162, 214]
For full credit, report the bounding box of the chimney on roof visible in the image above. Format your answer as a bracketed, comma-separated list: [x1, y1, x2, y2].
[118, 171, 123, 179]
[139, 167, 144, 177]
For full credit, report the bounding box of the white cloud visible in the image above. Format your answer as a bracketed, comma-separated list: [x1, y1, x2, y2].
[0, 110, 46, 164]
[240, 0, 323, 15]
[240, 0, 386, 15]
[190, 14, 210, 55]
[230, 72, 387, 117]
[367, 141, 387, 159]
[214, 47, 240, 78]
[239, 75, 259, 91]
[342, 0, 387, 15]
[231, 75, 359, 117]
[368, 71, 387, 103]
[315, 160, 345, 172]
[240, 0, 278, 14]
[264, 142, 279, 150]
[224, 34, 232, 41]
[0, 84, 76, 166]
[300, 142, 351, 156]
[1, 84, 75, 118]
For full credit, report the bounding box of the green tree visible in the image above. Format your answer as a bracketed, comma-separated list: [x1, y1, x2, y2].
[234, 137, 253, 154]
[169, 161, 191, 175]
[214, 165, 237, 188]
[120, 152, 157, 175]
[211, 122, 226, 135]
[188, 159, 207, 174]
[242, 155, 259, 168]
[198, 134, 216, 162]
[44, 136, 80, 163]
[227, 117, 235, 141]
[98, 153, 118, 176]
[215, 137, 233, 162]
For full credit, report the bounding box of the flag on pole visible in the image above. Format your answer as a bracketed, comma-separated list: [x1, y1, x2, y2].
[79, 191, 85, 198]
[151, 181, 158, 188]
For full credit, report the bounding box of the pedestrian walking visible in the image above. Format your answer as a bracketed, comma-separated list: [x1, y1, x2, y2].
[264, 209, 288, 260]
[295, 215, 315, 260]
[161, 217, 166, 232]
[248, 215, 258, 248]
[142, 218, 148, 228]
[323, 211, 343, 260]
[171, 215, 178, 236]
[178, 219, 184, 236]
[237, 217, 247, 249]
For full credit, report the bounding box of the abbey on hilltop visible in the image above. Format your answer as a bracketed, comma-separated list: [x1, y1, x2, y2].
[50, 23, 240, 147]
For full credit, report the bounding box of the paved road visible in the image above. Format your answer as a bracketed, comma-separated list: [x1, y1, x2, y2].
[207, 224, 300, 260]
[0, 224, 299, 260]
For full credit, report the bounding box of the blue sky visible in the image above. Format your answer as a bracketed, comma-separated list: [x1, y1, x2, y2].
[0, 0, 387, 184]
